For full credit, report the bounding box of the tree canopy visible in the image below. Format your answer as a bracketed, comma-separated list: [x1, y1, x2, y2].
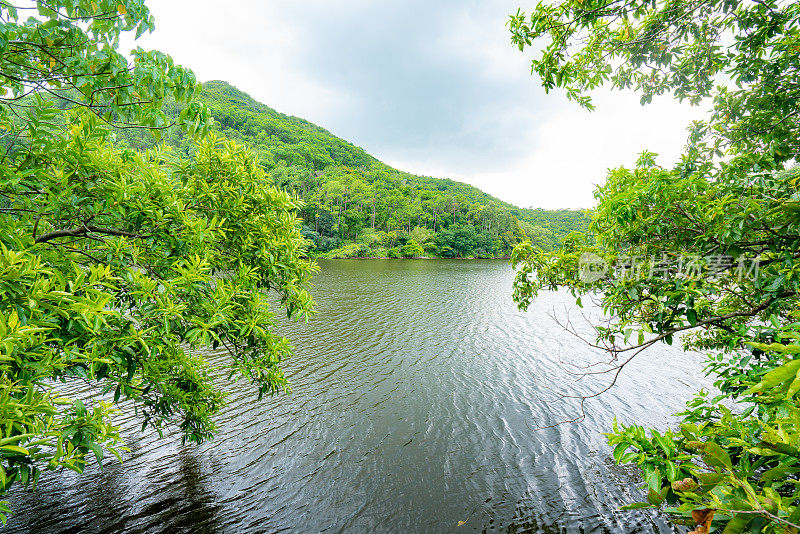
[508, 0, 799, 166]
[510, 0, 800, 531]
[0, 0, 210, 135]
[0, 1, 314, 523]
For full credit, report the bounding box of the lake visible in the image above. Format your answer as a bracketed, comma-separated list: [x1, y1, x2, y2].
[6, 259, 704, 533]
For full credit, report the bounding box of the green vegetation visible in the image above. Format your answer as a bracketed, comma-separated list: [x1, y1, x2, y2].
[0, 0, 314, 522]
[510, 0, 800, 531]
[113, 80, 589, 258]
[401, 240, 425, 259]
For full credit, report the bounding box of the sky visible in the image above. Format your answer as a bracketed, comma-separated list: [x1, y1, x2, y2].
[128, 0, 707, 209]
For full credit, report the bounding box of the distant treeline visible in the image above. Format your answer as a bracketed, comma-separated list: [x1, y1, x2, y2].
[114, 81, 589, 257]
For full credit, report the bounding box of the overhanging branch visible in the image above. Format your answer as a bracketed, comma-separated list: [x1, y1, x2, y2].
[35, 224, 141, 243]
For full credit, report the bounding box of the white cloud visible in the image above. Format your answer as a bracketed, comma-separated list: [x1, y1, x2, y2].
[124, 0, 354, 122]
[459, 92, 706, 209]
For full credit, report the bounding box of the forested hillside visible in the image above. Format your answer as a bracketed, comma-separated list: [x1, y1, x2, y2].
[117, 81, 588, 257]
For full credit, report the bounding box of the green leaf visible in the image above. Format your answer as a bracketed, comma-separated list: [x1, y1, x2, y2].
[1, 445, 30, 456]
[613, 442, 629, 463]
[721, 515, 750, 533]
[74, 399, 86, 417]
[696, 472, 724, 490]
[702, 442, 732, 470]
[747, 359, 800, 394]
[88, 443, 104, 465]
[646, 468, 661, 492]
[653, 433, 673, 456]
[647, 488, 665, 505]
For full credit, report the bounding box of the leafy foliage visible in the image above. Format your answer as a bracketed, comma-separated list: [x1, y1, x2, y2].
[400, 240, 425, 258]
[508, 0, 800, 165]
[510, 0, 800, 530]
[0, 0, 210, 136]
[0, 1, 313, 523]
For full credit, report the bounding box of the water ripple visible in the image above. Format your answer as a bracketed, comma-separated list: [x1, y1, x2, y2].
[7, 259, 702, 533]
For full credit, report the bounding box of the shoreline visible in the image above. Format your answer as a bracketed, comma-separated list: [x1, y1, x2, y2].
[307, 256, 512, 260]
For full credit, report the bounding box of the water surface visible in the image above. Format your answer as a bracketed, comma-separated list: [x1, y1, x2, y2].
[7, 259, 703, 533]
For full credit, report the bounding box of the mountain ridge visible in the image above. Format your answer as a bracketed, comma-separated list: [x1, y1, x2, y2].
[116, 80, 589, 256]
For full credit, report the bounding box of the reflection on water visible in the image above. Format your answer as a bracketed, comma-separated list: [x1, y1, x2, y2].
[7, 259, 698, 533]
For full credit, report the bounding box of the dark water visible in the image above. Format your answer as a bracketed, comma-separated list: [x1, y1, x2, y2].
[6, 259, 705, 533]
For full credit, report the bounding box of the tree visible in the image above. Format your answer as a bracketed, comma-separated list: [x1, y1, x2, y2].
[408, 226, 435, 248]
[509, 0, 800, 531]
[0, 0, 209, 135]
[436, 224, 478, 258]
[508, 0, 799, 168]
[0, 1, 314, 522]
[400, 239, 424, 259]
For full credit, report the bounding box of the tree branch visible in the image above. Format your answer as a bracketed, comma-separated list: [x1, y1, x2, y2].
[35, 224, 141, 243]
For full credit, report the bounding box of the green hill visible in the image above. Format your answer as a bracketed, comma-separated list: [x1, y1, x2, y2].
[116, 80, 589, 257]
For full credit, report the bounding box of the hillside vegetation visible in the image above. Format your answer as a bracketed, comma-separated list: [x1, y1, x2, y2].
[116, 80, 588, 258]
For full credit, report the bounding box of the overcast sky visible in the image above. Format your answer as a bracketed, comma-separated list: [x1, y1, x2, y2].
[130, 0, 707, 209]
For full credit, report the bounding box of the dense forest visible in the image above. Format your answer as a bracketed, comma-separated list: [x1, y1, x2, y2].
[113, 81, 588, 258]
